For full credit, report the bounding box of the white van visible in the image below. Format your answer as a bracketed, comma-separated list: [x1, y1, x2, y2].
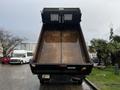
[10, 50, 33, 64]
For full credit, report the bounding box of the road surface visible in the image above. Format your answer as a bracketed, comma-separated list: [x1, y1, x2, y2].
[0, 64, 93, 90]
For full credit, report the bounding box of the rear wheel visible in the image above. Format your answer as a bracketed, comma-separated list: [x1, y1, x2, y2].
[20, 61, 23, 64]
[40, 79, 44, 84]
[40, 79, 50, 84]
[77, 79, 83, 85]
[72, 76, 84, 85]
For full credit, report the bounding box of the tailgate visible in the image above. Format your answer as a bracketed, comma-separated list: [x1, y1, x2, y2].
[30, 63, 93, 75]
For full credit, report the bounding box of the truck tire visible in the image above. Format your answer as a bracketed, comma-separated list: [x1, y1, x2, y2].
[72, 77, 83, 85]
[39, 79, 50, 84]
[77, 79, 83, 85]
[20, 61, 23, 64]
[40, 79, 44, 84]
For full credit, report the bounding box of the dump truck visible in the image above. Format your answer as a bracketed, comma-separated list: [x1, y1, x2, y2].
[30, 8, 93, 84]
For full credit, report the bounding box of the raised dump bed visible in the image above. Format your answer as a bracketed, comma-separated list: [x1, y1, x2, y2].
[30, 8, 93, 84]
[37, 25, 86, 65]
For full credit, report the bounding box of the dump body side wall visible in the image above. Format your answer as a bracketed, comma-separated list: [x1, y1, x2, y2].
[33, 24, 90, 64]
[30, 24, 93, 75]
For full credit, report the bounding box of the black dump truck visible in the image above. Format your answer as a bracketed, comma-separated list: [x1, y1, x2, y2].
[30, 8, 93, 84]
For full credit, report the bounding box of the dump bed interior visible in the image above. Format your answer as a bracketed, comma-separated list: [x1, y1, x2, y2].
[34, 24, 90, 65]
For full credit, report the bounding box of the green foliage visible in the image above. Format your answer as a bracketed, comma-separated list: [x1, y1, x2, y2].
[109, 35, 120, 53]
[109, 35, 120, 65]
[108, 42, 120, 53]
[88, 28, 120, 90]
[90, 32, 120, 66]
[112, 35, 120, 42]
[87, 67, 120, 90]
[90, 39, 109, 65]
[88, 46, 95, 53]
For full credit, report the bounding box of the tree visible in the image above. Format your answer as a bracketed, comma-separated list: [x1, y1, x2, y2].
[0, 29, 24, 57]
[108, 35, 120, 66]
[112, 35, 120, 42]
[88, 46, 95, 53]
[90, 39, 110, 66]
[109, 27, 114, 40]
[89, 27, 120, 67]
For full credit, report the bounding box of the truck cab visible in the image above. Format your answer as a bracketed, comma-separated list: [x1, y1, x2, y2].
[10, 50, 33, 64]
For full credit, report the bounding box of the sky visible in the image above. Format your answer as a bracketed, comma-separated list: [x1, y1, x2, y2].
[0, 0, 120, 44]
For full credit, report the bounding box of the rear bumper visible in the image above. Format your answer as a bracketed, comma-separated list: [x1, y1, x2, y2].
[1, 60, 10, 64]
[30, 62, 93, 75]
[9, 60, 21, 64]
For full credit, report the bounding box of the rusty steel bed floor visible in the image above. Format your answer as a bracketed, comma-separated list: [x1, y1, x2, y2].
[37, 30, 85, 64]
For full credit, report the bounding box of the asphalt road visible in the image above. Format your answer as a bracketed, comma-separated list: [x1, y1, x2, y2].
[0, 64, 92, 90]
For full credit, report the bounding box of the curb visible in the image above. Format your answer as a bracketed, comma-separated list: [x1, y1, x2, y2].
[84, 78, 100, 90]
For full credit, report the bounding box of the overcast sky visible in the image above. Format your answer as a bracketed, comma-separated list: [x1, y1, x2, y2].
[0, 0, 120, 44]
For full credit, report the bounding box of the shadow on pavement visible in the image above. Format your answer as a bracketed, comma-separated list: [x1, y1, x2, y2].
[39, 84, 83, 90]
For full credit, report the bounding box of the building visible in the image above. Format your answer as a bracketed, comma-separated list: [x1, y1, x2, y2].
[15, 42, 37, 52]
[89, 52, 97, 59]
[0, 43, 3, 57]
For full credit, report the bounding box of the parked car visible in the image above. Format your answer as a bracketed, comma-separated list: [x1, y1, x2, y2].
[10, 50, 33, 64]
[0, 57, 2, 63]
[0, 56, 10, 64]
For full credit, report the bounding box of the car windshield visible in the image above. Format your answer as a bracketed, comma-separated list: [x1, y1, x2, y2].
[27, 52, 33, 56]
[12, 54, 26, 58]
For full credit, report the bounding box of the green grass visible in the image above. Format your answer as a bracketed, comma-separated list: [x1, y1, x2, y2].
[87, 66, 120, 90]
